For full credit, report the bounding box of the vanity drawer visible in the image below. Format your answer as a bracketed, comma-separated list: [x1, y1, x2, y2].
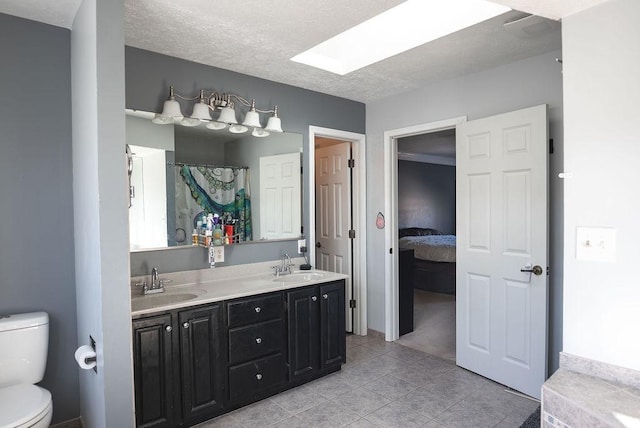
[228, 353, 285, 401]
[228, 319, 283, 365]
[226, 292, 283, 328]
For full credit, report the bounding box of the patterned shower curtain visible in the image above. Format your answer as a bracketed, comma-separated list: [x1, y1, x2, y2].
[175, 165, 252, 243]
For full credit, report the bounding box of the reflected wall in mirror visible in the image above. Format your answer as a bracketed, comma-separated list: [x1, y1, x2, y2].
[126, 110, 303, 251]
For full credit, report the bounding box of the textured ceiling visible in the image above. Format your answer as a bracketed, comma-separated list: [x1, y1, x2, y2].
[123, 0, 562, 102]
[0, 0, 609, 103]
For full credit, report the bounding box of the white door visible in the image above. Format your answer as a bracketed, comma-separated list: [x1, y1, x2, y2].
[315, 142, 353, 332]
[456, 105, 548, 399]
[259, 152, 301, 240]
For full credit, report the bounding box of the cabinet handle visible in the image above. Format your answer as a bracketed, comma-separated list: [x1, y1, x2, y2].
[311, 296, 317, 302]
[254, 307, 261, 313]
[165, 325, 172, 332]
[323, 294, 328, 299]
[255, 337, 262, 344]
[183, 322, 189, 329]
[256, 373, 263, 380]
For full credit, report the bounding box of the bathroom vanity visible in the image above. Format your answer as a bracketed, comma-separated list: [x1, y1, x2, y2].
[130, 265, 346, 428]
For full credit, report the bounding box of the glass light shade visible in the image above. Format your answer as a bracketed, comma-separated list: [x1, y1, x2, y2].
[160, 99, 183, 120]
[252, 128, 270, 138]
[242, 110, 262, 128]
[229, 124, 249, 134]
[191, 102, 211, 121]
[151, 113, 174, 125]
[180, 117, 201, 127]
[265, 116, 283, 132]
[206, 121, 227, 130]
[217, 105, 238, 124]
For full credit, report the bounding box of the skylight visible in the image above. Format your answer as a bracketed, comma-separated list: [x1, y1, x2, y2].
[291, 0, 511, 75]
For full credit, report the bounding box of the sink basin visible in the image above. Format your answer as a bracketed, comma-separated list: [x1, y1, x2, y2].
[131, 290, 204, 312]
[273, 272, 326, 283]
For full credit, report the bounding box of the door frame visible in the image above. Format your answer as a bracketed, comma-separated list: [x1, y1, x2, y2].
[308, 126, 367, 336]
[383, 116, 466, 342]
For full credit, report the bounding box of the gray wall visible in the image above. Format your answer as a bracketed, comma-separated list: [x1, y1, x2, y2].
[366, 50, 564, 373]
[0, 13, 79, 424]
[71, 0, 133, 426]
[397, 161, 456, 234]
[562, 0, 640, 371]
[126, 47, 366, 275]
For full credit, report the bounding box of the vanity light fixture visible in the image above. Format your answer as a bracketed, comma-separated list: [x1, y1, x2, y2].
[152, 86, 283, 137]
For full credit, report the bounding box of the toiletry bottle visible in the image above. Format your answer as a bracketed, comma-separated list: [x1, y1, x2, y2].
[192, 229, 198, 245]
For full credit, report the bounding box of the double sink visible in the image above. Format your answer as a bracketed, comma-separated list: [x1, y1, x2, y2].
[131, 270, 330, 314]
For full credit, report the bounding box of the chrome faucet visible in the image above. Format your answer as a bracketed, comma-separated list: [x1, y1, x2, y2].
[145, 267, 169, 295]
[273, 254, 294, 277]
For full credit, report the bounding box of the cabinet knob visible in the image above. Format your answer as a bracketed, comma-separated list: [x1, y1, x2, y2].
[323, 294, 328, 299]
[254, 307, 261, 313]
[165, 325, 172, 332]
[256, 373, 263, 380]
[311, 296, 317, 302]
[255, 337, 262, 344]
[183, 322, 189, 329]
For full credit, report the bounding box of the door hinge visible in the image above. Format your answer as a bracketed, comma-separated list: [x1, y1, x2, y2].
[549, 138, 554, 154]
[348, 158, 355, 168]
[349, 299, 356, 309]
[348, 229, 356, 239]
[301, 166, 303, 174]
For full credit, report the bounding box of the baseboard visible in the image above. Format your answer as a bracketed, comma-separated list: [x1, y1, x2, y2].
[51, 417, 83, 428]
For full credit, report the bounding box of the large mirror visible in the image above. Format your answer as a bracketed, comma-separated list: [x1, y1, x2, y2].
[126, 110, 303, 251]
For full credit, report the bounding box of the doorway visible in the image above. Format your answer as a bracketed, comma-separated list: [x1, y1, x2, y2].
[384, 106, 549, 399]
[308, 126, 367, 335]
[394, 129, 457, 360]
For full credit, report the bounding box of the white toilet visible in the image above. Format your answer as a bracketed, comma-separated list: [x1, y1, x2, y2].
[0, 312, 53, 428]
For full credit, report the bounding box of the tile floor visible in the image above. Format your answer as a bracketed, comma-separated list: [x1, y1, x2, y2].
[197, 332, 539, 428]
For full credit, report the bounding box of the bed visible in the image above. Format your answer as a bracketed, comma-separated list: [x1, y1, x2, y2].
[398, 227, 456, 295]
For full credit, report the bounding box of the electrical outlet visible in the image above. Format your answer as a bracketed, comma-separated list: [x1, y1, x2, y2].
[213, 245, 225, 263]
[298, 239, 306, 254]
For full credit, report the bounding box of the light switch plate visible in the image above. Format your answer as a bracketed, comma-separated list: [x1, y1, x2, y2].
[576, 227, 616, 262]
[298, 239, 306, 254]
[213, 246, 225, 263]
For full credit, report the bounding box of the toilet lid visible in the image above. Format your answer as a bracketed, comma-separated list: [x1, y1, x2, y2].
[0, 384, 51, 428]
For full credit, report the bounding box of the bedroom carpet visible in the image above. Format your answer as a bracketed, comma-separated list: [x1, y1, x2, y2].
[396, 290, 456, 360]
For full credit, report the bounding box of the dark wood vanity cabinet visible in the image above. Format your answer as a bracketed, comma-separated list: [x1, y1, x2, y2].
[226, 293, 286, 401]
[287, 280, 346, 383]
[132, 279, 345, 427]
[132, 313, 176, 428]
[178, 305, 225, 425]
[132, 305, 224, 428]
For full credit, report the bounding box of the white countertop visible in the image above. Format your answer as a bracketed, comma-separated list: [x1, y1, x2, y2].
[130, 260, 347, 317]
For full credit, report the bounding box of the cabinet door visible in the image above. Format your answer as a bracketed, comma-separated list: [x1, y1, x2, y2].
[319, 281, 346, 369]
[179, 305, 224, 423]
[133, 314, 175, 428]
[287, 286, 319, 380]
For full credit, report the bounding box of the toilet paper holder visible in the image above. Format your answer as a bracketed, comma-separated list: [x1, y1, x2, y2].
[85, 336, 97, 373]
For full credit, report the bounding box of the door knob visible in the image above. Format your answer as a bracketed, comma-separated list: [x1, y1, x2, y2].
[316, 242, 321, 248]
[521, 265, 543, 276]
[183, 322, 190, 329]
[165, 325, 172, 332]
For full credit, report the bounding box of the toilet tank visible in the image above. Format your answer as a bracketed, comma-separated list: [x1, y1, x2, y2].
[0, 312, 49, 388]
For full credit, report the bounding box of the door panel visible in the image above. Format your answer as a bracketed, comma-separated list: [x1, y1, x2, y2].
[315, 142, 353, 332]
[259, 152, 301, 240]
[132, 314, 175, 428]
[179, 305, 224, 421]
[287, 287, 319, 380]
[456, 104, 548, 399]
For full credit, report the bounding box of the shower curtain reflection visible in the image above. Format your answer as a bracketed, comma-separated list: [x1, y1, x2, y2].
[174, 164, 252, 244]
